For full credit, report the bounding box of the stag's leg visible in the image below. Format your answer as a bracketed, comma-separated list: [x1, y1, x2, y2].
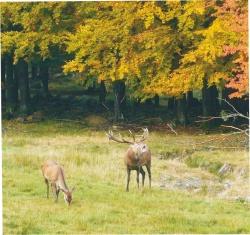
[140, 167, 145, 187]
[146, 165, 151, 188]
[45, 178, 49, 198]
[126, 168, 131, 192]
[136, 168, 140, 189]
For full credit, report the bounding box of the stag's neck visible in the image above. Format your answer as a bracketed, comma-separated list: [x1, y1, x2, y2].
[131, 142, 148, 154]
[131, 142, 147, 147]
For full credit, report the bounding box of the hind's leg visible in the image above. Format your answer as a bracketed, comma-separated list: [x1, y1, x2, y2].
[44, 178, 49, 198]
[56, 185, 60, 201]
[51, 183, 58, 202]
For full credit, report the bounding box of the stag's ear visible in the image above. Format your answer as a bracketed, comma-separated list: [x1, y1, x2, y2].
[71, 186, 76, 192]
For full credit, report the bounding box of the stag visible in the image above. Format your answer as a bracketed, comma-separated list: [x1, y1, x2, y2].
[106, 128, 151, 191]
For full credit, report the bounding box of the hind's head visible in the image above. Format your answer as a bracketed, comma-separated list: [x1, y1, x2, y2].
[62, 187, 75, 206]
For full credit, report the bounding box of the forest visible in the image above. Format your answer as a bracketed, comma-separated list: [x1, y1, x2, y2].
[1, 1, 248, 123]
[1, 1, 249, 234]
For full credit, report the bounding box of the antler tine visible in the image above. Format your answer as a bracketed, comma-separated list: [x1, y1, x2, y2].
[144, 128, 149, 136]
[106, 130, 112, 140]
[137, 128, 149, 143]
[128, 129, 135, 142]
[106, 130, 134, 144]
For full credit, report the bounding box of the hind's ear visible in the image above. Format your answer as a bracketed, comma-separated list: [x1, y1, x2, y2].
[61, 188, 67, 193]
[71, 186, 76, 192]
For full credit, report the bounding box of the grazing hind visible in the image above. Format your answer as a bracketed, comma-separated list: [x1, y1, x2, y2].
[41, 160, 75, 206]
[106, 128, 151, 192]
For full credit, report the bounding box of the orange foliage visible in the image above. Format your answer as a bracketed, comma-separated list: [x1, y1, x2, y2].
[217, 0, 248, 98]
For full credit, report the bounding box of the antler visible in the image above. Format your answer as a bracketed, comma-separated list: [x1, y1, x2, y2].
[106, 128, 149, 144]
[137, 128, 149, 143]
[106, 130, 134, 144]
[128, 130, 135, 142]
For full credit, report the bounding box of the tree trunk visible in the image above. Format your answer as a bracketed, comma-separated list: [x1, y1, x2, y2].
[186, 91, 194, 109]
[40, 60, 50, 100]
[16, 59, 29, 115]
[168, 97, 175, 111]
[209, 85, 220, 116]
[202, 81, 209, 117]
[31, 63, 38, 80]
[176, 94, 187, 126]
[5, 54, 18, 115]
[113, 80, 126, 122]
[202, 79, 220, 127]
[202, 80, 220, 117]
[154, 94, 159, 107]
[13, 65, 19, 105]
[99, 80, 106, 104]
[1, 56, 6, 105]
[132, 98, 140, 115]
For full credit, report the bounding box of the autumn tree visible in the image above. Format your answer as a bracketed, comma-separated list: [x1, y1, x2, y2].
[63, 2, 143, 121]
[1, 4, 19, 115]
[126, 1, 207, 124]
[1, 2, 80, 114]
[216, 0, 248, 98]
[140, 0, 247, 122]
[1, 1, 247, 124]
[131, 0, 247, 122]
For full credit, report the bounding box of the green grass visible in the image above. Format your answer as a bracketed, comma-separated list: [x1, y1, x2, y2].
[185, 155, 224, 175]
[2, 120, 250, 234]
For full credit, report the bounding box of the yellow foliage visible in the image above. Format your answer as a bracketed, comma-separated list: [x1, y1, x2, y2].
[63, 60, 85, 74]
[209, 72, 227, 85]
[2, 1, 244, 98]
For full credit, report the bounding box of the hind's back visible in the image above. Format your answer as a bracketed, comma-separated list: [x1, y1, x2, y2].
[42, 160, 61, 182]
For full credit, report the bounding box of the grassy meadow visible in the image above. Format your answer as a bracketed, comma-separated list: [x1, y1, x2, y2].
[2, 120, 250, 234]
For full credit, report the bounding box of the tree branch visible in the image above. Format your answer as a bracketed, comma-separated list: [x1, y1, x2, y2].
[167, 123, 178, 135]
[218, 98, 249, 120]
[221, 125, 249, 137]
